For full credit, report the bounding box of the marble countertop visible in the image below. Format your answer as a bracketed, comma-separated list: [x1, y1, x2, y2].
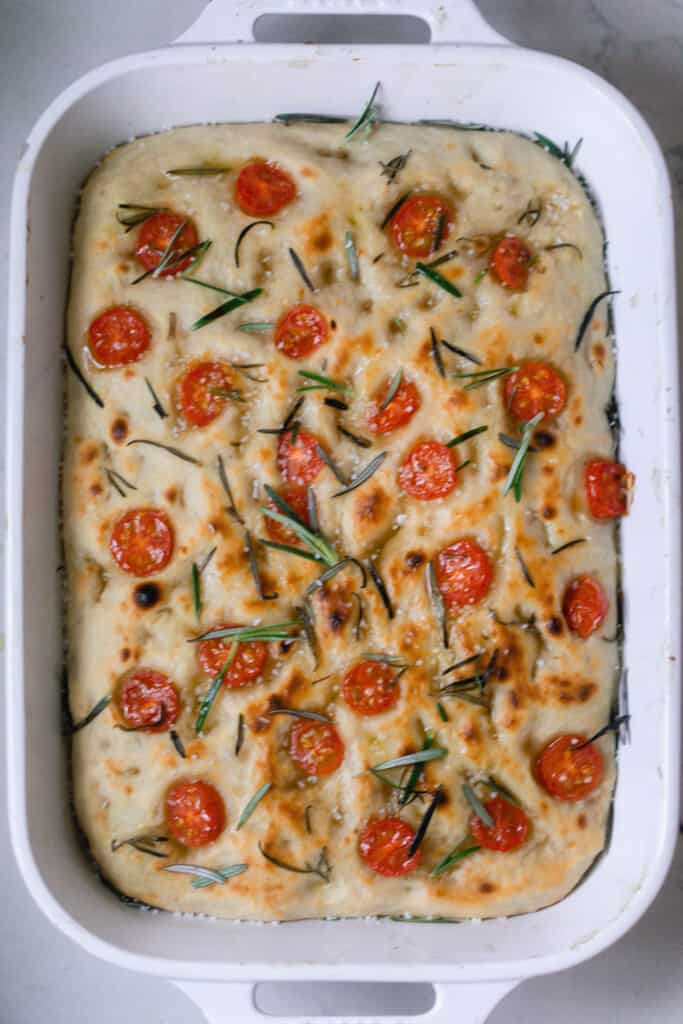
[1, 2, 681, 1021]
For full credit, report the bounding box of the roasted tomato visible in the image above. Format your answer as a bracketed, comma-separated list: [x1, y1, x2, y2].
[235, 160, 297, 217]
[277, 428, 325, 488]
[504, 361, 566, 422]
[117, 668, 179, 732]
[110, 508, 174, 577]
[398, 441, 460, 500]
[359, 817, 420, 876]
[469, 795, 529, 852]
[165, 779, 226, 847]
[389, 193, 454, 259]
[367, 376, 420, 435]
[197, 623, 267, 689]
[342, 660, 400, 716]
[288, 719, 344, 776]
[562, 574, 609, 638]
[585, 459, 632, 519]
[88, 306, 151, 368]
[274, 305, 329, 360]
[177, 360, 236, 427]
[490, 235, 532, 290]
[535, 734, 604, 802]
[135, 212, 198, 276]
[435, 539, 493, 612]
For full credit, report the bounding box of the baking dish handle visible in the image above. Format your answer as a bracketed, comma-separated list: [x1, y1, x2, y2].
[173, 979, 519, 1023]
[173, 0, 509, 46]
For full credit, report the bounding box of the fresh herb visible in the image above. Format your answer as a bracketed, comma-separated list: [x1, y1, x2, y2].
[502, 412, 543, 501]
[379, 150, 412, 184]
[191, 562, 202, 619]
[426, 561, 448, 648]
[105, 468, 136, 497]
[268, 708, 331, 723]
[274, 113, 347, 124]
[473, 267, 488, 285]
[446, 425, 487, 448]
[306, 486, 319, 533]
[338, 424, 372, 448]
[235, 713, 245, 756]
[234, 220, 274, 267]
[182, 277, 243, 298]
[351, 591, 364, 640]
[191, 288, 262, 331]
[574, 713, 631, 750]
[332, 451, 387, 497]
[380, 192, 412, 230]
[304, 805, 314, 834]
[68, 694, 111, 734]
[289, 247, 316, 292]
[436, 702, 449, 722]
[65, 346, 104, 408]
[379, 369, 402, 411]
[551, 537, 587, 555]
[430, 328, 446, 378]
[144, 377, 167, 418]
[545, 242, 582, 257]
[441, 653, 482, 676]
[164, 864, 236, 886]
[518, 200, 542, 227]
[432, 212, 446, 255]
[126, 438, 202, 466]
[236, 782, 272, 830]
[371, 747, 447, 773]
[259, 842, 332, 882]
[344, 231, 360, 282]
[191, 621, 300, 644]
[283, 395, 305, 432]
[430, 843, 480, 877]
[261, 489, 338, 565]
[324, 397, 349, 411]
[189, 864, 249, 889]
[297, 370, 350, 395]
[408, 786, 444, 856]
[297, 600, 318, 667]
[116, 203, 165, 232]
[217, 453, 244, 524]
[362, 652, 409, 668]
[398, 249, 459, 289]
[313, 445, 346, 486]
[232, 362, 268, 383]
[416, 262, 462, 298]
[345, 81, 380, 141]
[440, 340, 482, 365]
[195, 646, 236, 733]
[373, 252, 385, 264]
[533, 132, 583, 169]
[575, 290, 620, 351]
[439, 649, 498, 702]
[170, 730, 187, 758]
[237, 321, 275, 332]
[418, 119, 488, 131]
[498, 432, 539, 453]
[166, 166, 231, 176]
[395, 731, 436, 808]
[514, 546, 535, 587]
[111, 833, 168, 858]
[130, 217, 191, 284]
[455, 365, 518, 390]
[246, 529, 278, 601]
[462, 782, 493, 827]
[367, 560, 394, 619]
[306, 557, 367, 597]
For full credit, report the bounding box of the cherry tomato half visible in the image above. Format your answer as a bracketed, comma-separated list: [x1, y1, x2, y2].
[165, 779, 226, 847]
[288, 719, 344, 776]
[197, 623, 267, 689]
[342, 660, 400, 716]
[264, 484, 310, 545]
[88, 306, 151, 368]
[585, 459, 632, 519]
[274, 305, 329, 360]
[435, 539, 493, 613]
[117, 668, 179, 732]
[235, 160, 297, 217]
[135, 212, 198, 276]
[491, 235, 532, 291]
[367, 376, 420, 435]
[177, 360, 236, 427]
[358, 817, 420, 877]
[398, 440, 460, 501]
[535, 734, 604, 802]
[277, 428, 325, 488]
[469, 795, 529, 852]
[110, 508, 174, 577]
[504, 361, 567, 422]
[562, 574, 609, 639]
[389, 193, 454, 260]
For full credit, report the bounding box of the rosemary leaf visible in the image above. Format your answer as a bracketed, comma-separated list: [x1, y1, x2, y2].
[574, 290, 620, 351]
[170, 730, 187, 759]
[367, 559, 394, 619]
[297, 370, 350, 395]
[345, 81, 380, 141]
[455, 365, 518, 390]
[514, 546, 535, 588]
[426, 561, 448, 648]
[217, 453, 244, 524]
[306, 557, 367, 596]
[379, 369, 403, 411]
[502, 412, 543, 501]
[246, 529, 278, 601]
[332, 452, 387, 497]
[416, 262, 462, 298]
[440, 340, 482, 365]
[408, 786, 444, 857]
[338, 424, 372, 448]
[344, 231, 360, 282]
[68, 694, 111, 734]
[380, 192, 412, 230]
[259, 841, 331, 882]
[191, 863, 249, 889]
[372, 748, 447, 772]
[65, 346, 104, 408]
[430, 328, 446, 378]
[430, 844, 480, 877]
[127, 438, 201, 466]
[446, 424, 488, 448]
[237, 321, 275, 332]
[235, 713, 245, 756]
[191, 288, 262, 331]
[191, 562, 201, 619]
[145, 377, 168, 419]
[235, 220, 274, 267]
[463, 782, 493, 828]
[379, 150, 411, 184]
[289, 247, 316, 292]
[165, 864, 233, 886]
[236, 782, 272, 830]
[195, 647, 236, 733]
[166, 166, 230, 176]
[191, 622, 300, 644]
[268, 708, 331, 723]
[551, 538, 587, 555]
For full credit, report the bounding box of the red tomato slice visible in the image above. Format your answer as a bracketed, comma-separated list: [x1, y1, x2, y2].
[197, 623, 267, 689]
[165, 779, 226, 847]
[358, 817, 420, 877]
[562, 574, 609, 639]
[585, 459, 632, 519]
[264, 484, 310, 545]
[491, 235, 532, 290]
[469, 795, 529, 852]
[117, 668, 180, 732]
[177, 360, 236, 427]
[398, 440, 460, 501]
[435, 539, 493, 613]
[88, 306, 151, 368]
[235, 161, 297, 217]
[274, 305, 329, 360]
[389, 193, 454, 259]
[288, 719, 344, 776]
[342, 660, 400, 716]
[535, 734, 604, 802]
[135, 213, 198, 276]
[110, 508, 174, 577]
[277, 428, 325, 488]
[368, 376, 421, 435]
[504, 361, 566, 422]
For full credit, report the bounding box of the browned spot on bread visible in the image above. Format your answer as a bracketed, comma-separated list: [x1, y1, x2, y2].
[533, 331, 545, 345]
[533, 430, 555, 449]
[543, 675, 597, 705]
[133, 582, 161, 609]
[508, 688, 520, 708]
[306, 213, 333, 254]
[165, 486, 177, 503]
[541, 464, 555, 477]
[574, 414, 584, 426]
[116, 262, 130, 273]
[478, 880, 496, 893]
[120, 647, 131, 662]
[405, 550, 425, 571]
[577, 813, 588, 829]
[81, 442, 99, 465]
[461, 722, 480, 744]
[281, 671, 305, 701]
[542, 504, 556, 519]
[547, 616, 563, 636]
[355, 485, 389, 525]
[360, 298, 373, 313]
[300, 166, 318, 179]
[90, 481, 103, 496]
[592, 342, 606, 369]
[123, 368, 136, 380]
[110, 417, 128, 443]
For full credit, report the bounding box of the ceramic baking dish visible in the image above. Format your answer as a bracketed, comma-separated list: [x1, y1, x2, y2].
[5, 2, 680, 1021]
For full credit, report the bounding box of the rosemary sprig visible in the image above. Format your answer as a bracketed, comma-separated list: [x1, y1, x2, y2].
[235, 713, 245, 756]
[332, 452, 387, 497]
[170, 730, 187, 758]
[440, 340, 482, 365]
[463, 782, 493, 827]
[259, 841, 331, 882]
[68, 695, 111, 734]
[65, 346, 104, 408]
[408, 786, 444, 857]
[325, 397, 348, 411]
[454, 365, 518, 391]
[164, 864, 235, 886]
[502, 412, 543, 501]
[195, 645, 236, 733]
[191, 288, 262, 331]
[367, 560, 394, 619]
[545, 242, 582, 257]
[426, 561, 448, 648]
[111, 833, 168, 858]
[574, 290, 620, 351]
[306, 557, 367, 596]
[217, 453, 244, 524]
[379, 369, 402, 411]
[338, 425, 372, 448]
[237, 321, 275, 332]
[430, 328, 446, 378]
[116, 203, 165, 232]
[432, 213, 446, 255]
[297, 370, 351, 395]
[436, 702, 449, 722]
[514, 546, 535, 587]
[439, 649, 499, 701]
[398, 250, 459, 288]
[371, 747, 447, 773]
[518, 200, 542, 227]
[181, 277, 242, 298]
[190, 863, 248, 889]
[573, 713, 631, 751]
[379, 150, 411, 184]
[430, 843, 480, 877]
[274, 113, 347, 124]
[416, 262, 462, 298]
[268, 708, 331, 723]
[130, 218, 191, 284]
[344, 231, 360, 282]
[126, 438, 201, 466]
[191, 562, 201, 619]
[261, 498, 338, 565]
[315, 445, 348, 485]
[235, 220, 274, 267]
[380, 192, 412, 230]
[145, 377, 168, 419]
[446, 425, 487, 448]
[441, 653, 481, 676]
[166, 166, 231, 176]
[191, 621, 300, 644]
[105, 467, 136, 497]
[551, 538, 587, 555]
[533, 132, 583, 169]
[345, 81, 380, 141]
[236, 782, 272, 830]
[245, 529, 278, 601]
[289, 247, 316, 292]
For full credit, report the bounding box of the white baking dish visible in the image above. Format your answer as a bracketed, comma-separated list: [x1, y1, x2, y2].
[5, 2, 680, 1022]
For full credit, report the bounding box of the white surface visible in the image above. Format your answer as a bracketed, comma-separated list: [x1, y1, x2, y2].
[1, 1, 682, 1022]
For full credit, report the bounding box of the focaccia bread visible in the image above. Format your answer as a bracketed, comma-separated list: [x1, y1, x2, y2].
[64, 119, 627, 921]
